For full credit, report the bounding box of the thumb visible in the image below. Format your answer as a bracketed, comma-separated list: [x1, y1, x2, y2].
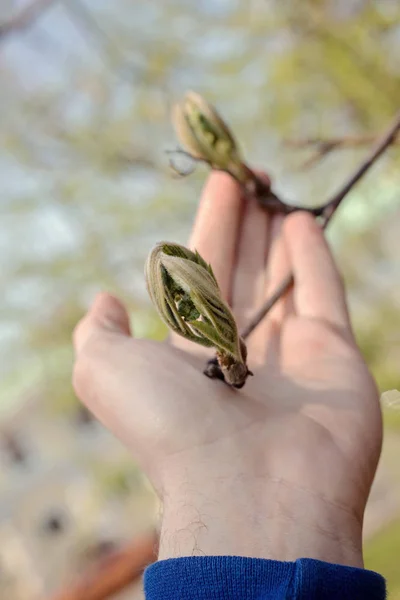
[73, 292, 131, 355]
[72, 292, 146, 449]
[71, 292, 186, 469]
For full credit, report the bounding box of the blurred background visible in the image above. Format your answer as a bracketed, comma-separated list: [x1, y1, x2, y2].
[0, 0, 399, 598]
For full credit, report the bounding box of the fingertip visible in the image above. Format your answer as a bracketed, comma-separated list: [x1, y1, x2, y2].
[201, 169, 242, 201]
[284, 211, 322, 247]
[189, 170, 244, 300]
[90, 292, 132, 335]
[73, 293, 131, 355]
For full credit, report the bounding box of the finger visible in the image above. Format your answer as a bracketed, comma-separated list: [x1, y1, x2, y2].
[72, 306, 205, 461]
[73, 294, 149, 449]
[73, 292, 131, 355]
[231, 174, 270, 332]
[188, 170, 244, 302]
[284, 212, 351, 331]
[263, 213, 293, 323]
[247, 213, 293, 362]
[171, 170, 245, 354]
[72, 330, 142, 454]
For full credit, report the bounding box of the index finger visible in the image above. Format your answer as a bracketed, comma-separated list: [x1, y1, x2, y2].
[170, 171, 244, 353]
[189, 170, 244, 302]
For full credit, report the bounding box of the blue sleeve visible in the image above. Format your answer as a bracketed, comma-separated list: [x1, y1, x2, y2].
[144, 556, 386, 599]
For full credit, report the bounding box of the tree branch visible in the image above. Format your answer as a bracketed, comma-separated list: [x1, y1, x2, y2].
[241, 110, 400, 341]
[0, 0, 56, 41]
[206, 110, 400, 381]
[61, 0, 143, 81]
[285, 132, 400, 168]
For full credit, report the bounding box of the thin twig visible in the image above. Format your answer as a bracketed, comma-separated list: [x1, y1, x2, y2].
[318, 110, 400, 225]
[285, 132, 400, 168]
[205, 110, 400, 382]
[285, 134, 396, 149]
[62, 0, 143, 81]
[240, 273, 294, 340]
[0, 0, 56, 41]
[167, 147, 329, 216]
[242, 109, 400, 341]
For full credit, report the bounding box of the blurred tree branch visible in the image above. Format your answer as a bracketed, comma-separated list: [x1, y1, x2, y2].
[61, 0, 144, 82]
[0, 0, 56, 41]
[50, 530, 158, 600]
[285, 132, 400, 168]
[237, 110, 400, 340]
[206, 108, 400, 382]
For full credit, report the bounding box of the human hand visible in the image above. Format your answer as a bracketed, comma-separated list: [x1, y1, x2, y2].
[72, 172, 382, 568]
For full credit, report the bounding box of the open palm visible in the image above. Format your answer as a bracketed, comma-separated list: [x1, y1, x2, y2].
[73, 172, 382, 565]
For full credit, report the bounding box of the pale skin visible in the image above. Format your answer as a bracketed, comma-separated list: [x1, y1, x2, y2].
[73, 171, 383, 568]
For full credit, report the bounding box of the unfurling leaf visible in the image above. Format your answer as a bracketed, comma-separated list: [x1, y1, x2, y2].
[145, 241, 250, 387]
[172, 91, 250, 183]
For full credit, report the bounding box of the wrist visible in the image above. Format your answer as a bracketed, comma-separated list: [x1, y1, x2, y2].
[158, 475, 363, 568]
